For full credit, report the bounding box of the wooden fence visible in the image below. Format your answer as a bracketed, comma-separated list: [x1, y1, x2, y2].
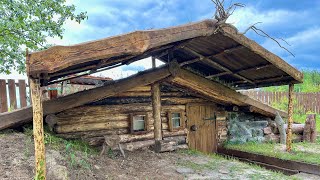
[0, 79, 94, 113]
[0, 79, 30, 113]
[241, 91, 320, 114]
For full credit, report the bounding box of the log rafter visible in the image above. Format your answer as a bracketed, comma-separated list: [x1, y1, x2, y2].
[181, 46, 255, 85]
[207, 64, 274, 78]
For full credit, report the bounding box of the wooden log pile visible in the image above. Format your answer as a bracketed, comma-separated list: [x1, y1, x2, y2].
[265, 122, 305, 143]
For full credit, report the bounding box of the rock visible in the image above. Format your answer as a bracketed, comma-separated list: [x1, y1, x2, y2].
[218, 169, 229, 174]
[46, 150, 69, 180]
[176, 167, 194, 174]
[47, 165, 68, 180]
[263, 127, 272, 135]
[264, 133, 280, 143]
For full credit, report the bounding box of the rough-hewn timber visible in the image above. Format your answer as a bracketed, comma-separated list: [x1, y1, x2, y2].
[0, 66, 172, 130]
[169, 68, 287, 118]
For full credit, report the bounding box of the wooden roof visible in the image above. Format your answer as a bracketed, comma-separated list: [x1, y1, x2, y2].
[27, 19, 303, 89]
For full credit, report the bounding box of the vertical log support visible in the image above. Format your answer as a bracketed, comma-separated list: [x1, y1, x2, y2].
[30, 78, 46, 179]
[151, 56, 162, 142]
[286, 83, 294, 152]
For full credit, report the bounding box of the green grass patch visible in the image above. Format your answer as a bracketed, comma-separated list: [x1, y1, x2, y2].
[178, 149, 293, 179]
[225, 139, 320, 165]
[23, 125, 98, 169]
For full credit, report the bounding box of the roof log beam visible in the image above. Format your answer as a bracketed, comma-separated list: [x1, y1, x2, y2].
[181, 46, 255, 85]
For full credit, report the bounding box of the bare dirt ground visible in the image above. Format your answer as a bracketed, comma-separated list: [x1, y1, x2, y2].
[0, 131, 305, 180]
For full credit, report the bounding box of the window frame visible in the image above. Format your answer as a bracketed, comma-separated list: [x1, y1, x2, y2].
[130, 113, 148, 134]
[168, 111, 185, 132]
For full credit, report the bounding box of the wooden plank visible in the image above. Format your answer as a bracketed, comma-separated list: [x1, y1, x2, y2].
[170, 68, 287, 118]
[0, 65, 173, 130]
[30, 78, 46, 179]
[8, 79, 17, 110]
[18, 80, 27, 108]
[0, 80, 8, 113]
[217, 147, 320, 176]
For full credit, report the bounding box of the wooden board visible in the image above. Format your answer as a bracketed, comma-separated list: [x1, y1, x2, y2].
[18, 80, 27, 108]
[8, 79, 17, 110]
[187, 104, 217, 153]
[0, 80, 7, 113]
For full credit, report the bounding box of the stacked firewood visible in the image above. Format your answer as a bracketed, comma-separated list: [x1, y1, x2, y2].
[264, 114, 317, 143]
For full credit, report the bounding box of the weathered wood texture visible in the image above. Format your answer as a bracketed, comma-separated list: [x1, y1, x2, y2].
[0, 66, 172, 130]
[303, 114, 317, 143]
[27, 20, 219, 80]
[286, 84, 294, 152]
[170, 68, 287, 118]
[27, 19, 302, 89]
[30, 78, 46, 179]
[152, 83, 162, 141]
[187, 104, 218, 153]
[0, 79, 29, 113]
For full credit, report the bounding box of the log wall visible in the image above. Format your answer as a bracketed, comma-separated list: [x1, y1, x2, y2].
[48, 85, 229, 150]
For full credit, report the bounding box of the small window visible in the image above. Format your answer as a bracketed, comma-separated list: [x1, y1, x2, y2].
[168, 112, 185, 131]
[130, 114, 147, 134]
[172, 113, 181, 128]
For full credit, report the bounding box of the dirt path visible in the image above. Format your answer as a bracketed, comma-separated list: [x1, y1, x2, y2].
[0, 132, 304, 180]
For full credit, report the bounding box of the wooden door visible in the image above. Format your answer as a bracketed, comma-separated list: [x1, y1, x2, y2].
[187, 104, 217, 153]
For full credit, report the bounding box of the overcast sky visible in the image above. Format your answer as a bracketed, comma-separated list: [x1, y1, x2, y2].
[1, 0, 319, 80]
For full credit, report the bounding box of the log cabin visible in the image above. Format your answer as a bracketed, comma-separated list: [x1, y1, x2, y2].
[0, 19, 303, 165]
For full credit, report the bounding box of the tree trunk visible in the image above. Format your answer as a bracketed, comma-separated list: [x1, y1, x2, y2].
[275, 112, 286, 144]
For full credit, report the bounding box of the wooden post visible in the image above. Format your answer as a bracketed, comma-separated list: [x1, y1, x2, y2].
[152, 82, 162, 141]
[151, 56, 162, 142]
[152, 56, 156, 68]
[30, 78, 46, 179]
[286, 83, 294, 152]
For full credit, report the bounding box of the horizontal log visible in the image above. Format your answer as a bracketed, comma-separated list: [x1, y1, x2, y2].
[162, 97, 209, 105]
[56, 129, 129, 139]
[155, 140, 188, 153]
[119, 140, 155, 151]
[169, 68, 287, 118]
[85, 129, 188, 146]
[163, 136, 186, 145]
[54, 121, 129, 133]
[0, 65, 172, 130]
[56, 114, 129, 125]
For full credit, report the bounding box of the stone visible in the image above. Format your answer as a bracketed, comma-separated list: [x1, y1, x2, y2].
[176, 167, 195, 174]
[263, 127, 272, 135]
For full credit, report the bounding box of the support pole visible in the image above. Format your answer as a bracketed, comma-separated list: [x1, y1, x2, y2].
[30, 78, 46, 179]
[152, 82, 162, 141]
[152, 56, 156, 68]
[151, 56, 162, 142]
[286, 83, 294, 152]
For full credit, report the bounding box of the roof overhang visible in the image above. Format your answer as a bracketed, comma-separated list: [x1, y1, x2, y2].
[27, 19, 303, 89]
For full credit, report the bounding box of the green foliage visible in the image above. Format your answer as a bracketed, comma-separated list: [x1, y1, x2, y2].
[263, 70, 320, 93]
[0, 0, 87, 74]
[23, 125, 97, 170]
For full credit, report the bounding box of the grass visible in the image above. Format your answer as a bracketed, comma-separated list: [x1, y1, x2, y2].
[224, 138, 320, 165]
[23, 125, 98, 169]
[178, 149, 295, 180]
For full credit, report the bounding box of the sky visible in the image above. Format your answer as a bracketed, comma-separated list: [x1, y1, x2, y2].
[1, 0, 320, 80]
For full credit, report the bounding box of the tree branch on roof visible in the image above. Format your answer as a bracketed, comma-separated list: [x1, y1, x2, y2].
[211, 0, 295, 57]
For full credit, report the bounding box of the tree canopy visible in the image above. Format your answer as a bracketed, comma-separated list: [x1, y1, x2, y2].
[0, 0, 87, 74]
